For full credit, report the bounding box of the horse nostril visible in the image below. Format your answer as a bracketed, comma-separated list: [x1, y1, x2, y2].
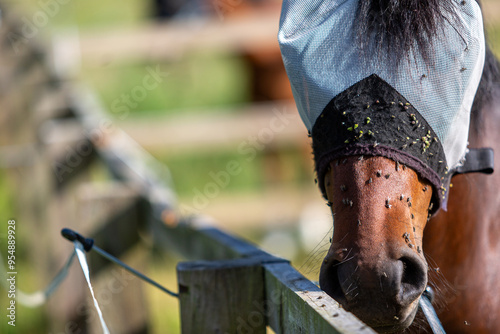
[399, 255, 427, 306]
[319, 260, 345, 303]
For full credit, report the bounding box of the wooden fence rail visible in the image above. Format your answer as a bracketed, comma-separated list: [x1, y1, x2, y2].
[157, 221, 376, 334]
[0, 2, 375, 333]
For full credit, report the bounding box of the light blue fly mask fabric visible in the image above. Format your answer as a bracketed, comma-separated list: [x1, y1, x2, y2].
[278, 0, 489, 211]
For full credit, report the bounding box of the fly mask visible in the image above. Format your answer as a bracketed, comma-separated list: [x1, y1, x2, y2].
[278, 0, 493, 212]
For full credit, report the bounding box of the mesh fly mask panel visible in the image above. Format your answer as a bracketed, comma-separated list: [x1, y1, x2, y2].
[278, 0, 486, 211]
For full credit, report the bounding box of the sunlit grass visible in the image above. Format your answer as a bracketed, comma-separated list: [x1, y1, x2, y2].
[0, 172, 49, 333]
[487, 25, 500, 59]
[145, 253, 181, 334]
[3, 0, 149, 29]
[81, 52, 251, 118]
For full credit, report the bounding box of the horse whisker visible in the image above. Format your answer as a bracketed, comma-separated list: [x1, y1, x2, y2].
[345, 285, 358, 296]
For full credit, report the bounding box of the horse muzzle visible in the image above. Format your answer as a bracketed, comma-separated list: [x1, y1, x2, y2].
[320, 246, 427, 332]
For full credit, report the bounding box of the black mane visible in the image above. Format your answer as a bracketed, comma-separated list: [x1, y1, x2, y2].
[356, 0, 458, 65]
[472, 45, 500, 128]
[356, 0, 500, 126]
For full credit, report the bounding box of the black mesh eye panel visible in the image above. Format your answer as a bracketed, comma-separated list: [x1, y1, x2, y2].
[312, 74, 448, 213]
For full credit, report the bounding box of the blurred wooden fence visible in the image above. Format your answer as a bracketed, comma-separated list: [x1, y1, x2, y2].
[0, 2, 374, 333]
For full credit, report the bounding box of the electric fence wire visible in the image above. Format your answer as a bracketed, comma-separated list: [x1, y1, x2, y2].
[74, 241, 110, 334]
[0, 248, 76, 307]
[419, 286, 446, 334]
[0, 228, 179, 334]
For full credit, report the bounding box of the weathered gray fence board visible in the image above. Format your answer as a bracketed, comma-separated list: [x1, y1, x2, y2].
[264, 262, 376, 334]
[178, 259, 267, 334]
[0, 4, 152, 330]
[89, 196, 148, 273]
[150, 216, 376, 334]
[77, 12, 279, 65]
[150, 217, 269, 261]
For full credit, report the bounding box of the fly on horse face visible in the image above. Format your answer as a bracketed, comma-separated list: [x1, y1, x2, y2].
[279, 0, 499, 333]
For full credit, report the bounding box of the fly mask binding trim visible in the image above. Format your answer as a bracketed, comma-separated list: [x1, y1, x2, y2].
[278, 0, 493, 212]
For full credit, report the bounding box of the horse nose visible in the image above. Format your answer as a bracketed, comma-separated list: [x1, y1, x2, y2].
[320, 247, 427, 313]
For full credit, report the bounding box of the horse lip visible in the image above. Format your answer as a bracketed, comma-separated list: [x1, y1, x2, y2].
[337, 301, 418, 333]
[367, 304, 419, 333]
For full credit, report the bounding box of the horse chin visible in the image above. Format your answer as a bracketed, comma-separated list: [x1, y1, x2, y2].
[365, 302, 419, 333]
[328, 291, 419, 333]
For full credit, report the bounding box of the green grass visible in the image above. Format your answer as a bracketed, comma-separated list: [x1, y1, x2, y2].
[487, 25, 500, 59]
[153, 146, 312, 198]
[145, 252, 181, 334]
[4, 0, 149, 29]
[82, 52, 251, 118]
[5, 0, 252, 117]
[0, 172, 49, 334]
[156, 150, 263, 196]
[0, 172, 14, 225]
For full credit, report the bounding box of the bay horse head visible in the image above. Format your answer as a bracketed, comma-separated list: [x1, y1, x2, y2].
[312, 75, 446, 332]
[279, 0, 493, 332]
[320, 155, 432, 331]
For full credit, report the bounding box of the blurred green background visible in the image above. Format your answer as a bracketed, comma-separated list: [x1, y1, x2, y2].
[1, 0, 500, 333]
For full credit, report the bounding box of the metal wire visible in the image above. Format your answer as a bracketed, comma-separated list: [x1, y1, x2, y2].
[61, 228, 178, 298]
[0, 249, 76, 307]
[419, 286, 446, 334]
[91, 245, 179, 298]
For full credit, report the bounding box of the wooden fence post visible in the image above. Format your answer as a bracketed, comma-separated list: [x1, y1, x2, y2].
[177, 258, 267, 334]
